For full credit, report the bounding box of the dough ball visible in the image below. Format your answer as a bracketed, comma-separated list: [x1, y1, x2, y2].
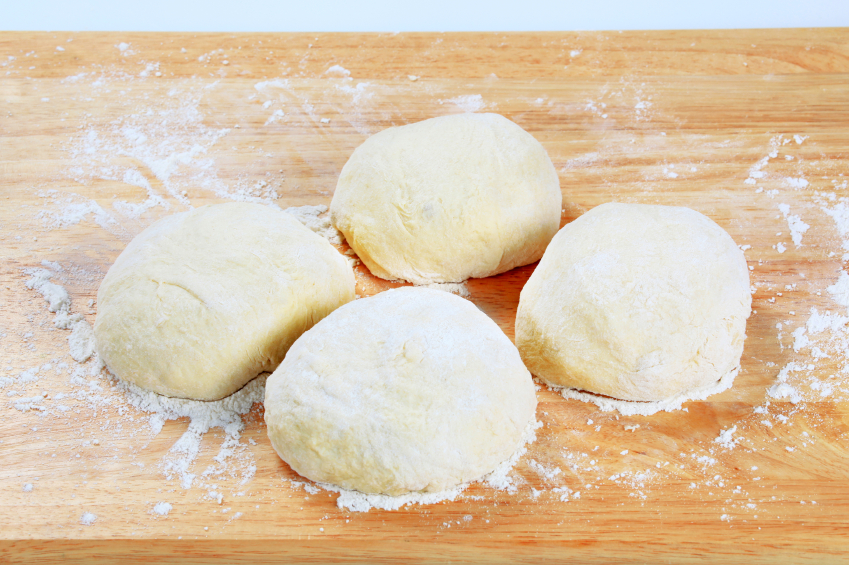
[330, 113, 562, 284]
[516, 202, 751, 402]
[264, 287, 537, 495]
[95, 202, 356, 401]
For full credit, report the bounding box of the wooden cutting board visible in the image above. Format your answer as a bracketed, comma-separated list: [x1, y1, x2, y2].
[2, 29, 849, 564]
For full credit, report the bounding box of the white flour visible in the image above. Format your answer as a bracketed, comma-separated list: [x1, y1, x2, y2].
[778, 203, 810, 247]
[827, 271, 849, 307]
[714, 425, 740, 449]
[743, 135, 782, 186]
[152, 502, 173, 516]
[447, 94, 485, 113]
[546, 367, 739, 417]
[763, 190, 849, 411]
[25, 265, 96, 363]
[327, 420, 542, 512]
[283, 204, 344, 245]
[421, 282, 471, 298]
[64, 77, 229, 209]
[324, 64, 351, 78]
[116, 375, 265, 491]
[35, 190, 119, 233]
[528, 459, 563, 482]
[784, 177, 809, 190]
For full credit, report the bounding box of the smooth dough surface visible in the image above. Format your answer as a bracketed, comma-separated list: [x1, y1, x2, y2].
[516, 202, 751, 402]
[95, 202, 356, 401]
[330, 113, 562, 284]
[264, 287, 538, 495]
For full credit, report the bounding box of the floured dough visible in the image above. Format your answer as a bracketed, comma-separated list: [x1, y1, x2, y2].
[95, 202, 356, 401]
[264, 287, 537, 495]
[330, 113, 562, 284]
[516, 202, 751, 402]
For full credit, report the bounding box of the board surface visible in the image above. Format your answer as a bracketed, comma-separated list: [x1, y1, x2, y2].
[2, 30, 849, 564]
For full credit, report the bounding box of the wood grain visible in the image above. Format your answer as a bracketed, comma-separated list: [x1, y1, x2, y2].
[2, 30, 849, 564]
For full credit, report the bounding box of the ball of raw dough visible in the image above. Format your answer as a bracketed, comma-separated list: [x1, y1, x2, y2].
[264, 287, 537, 495]
[516, 202, 751, 402]
[330, 113, 562, 284]
[95, 202, 356, 401]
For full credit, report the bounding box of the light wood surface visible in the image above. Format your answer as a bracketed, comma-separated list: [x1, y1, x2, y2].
[2, 30, 849, 564]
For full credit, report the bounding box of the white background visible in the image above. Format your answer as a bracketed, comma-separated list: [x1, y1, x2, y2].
[4, 0, 849, 31]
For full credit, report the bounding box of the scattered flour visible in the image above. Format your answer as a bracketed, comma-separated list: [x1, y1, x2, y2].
[283, 204, 344, 245]
[827, 271, 849, 308]
[821, 200, 849, 260]
[528, 459, 563, 482]
[547, 367, 739, 416]
[744, 135, 783, 185]
[25, 265, 95, 363]
[64, 75, 230, 210]
[288, 480, 320, 495]
[420, 282, 470, 299]
[80, 512, 97, 526]
[447, 94, 485, 113]
[784, 178, 809, 190]
[114, 169, 169, 219]
[253, 78, 290, 92]
[762, 193, 849, 416]
[767, 363, 806, 404]
[35, 190, 119, 235]
[328, 420, 542, 512]
[152, 502, 173, 516]
[117, 375, 265, 490]
[714, 425, 740, 449]
[264, 109, 285, 126]
[552, 486, 575, 501]
[778, 203, 810, 247]
[328, 483, 466, 513]
[325, 64, 351, 78]
[607, 469, 656, 499]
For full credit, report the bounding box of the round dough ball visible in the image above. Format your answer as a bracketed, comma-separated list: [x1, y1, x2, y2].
[330, 113, 562, 284]
[95, 202, 356, 401]
[516, 202, 751, 402]
[264, 287, 537, 495]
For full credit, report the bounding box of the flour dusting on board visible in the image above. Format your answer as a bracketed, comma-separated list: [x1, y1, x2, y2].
[35, 190, 120, 233]
[326, 420, 541, 512]
[152, 502, 173, 516]
[546, 367, 739, 417]
[421, 282, 471, 298]
[117, 375, 264, 491]
[447, 94, 485, 113]
[25, 264, 96, 363]
[64, 77, 229, 210]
